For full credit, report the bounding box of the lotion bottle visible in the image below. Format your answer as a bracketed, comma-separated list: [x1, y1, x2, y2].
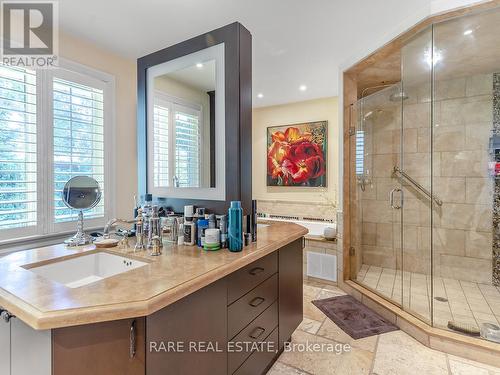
[183, 205, 196, 245]
[228, 201, 243, 252]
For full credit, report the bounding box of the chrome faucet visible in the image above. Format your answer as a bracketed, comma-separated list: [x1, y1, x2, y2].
[103, 218, 136, 239]
[134, 208, 145, 252]
[147, 206, 162, 250]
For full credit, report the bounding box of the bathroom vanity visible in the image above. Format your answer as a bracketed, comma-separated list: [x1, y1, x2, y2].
[0, 222, 306, 375]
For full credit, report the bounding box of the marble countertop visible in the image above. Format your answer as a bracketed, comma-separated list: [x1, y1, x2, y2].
[0, 222, 307, 330]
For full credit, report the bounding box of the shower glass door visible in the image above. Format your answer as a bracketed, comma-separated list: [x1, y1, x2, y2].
[431, 9, 500, 332]
[351, 26, 434, 323]
[350, 85, 403, 307]
[352, 7, 500, 333]
[400, 26, 433, 324]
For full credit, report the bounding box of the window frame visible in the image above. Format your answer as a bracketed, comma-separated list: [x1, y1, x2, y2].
[0, 58, 116, 245]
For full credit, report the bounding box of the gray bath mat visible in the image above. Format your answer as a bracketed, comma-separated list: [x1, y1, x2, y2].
[312, 295, 399, 339]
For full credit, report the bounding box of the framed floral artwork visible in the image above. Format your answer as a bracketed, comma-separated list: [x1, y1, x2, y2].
[267, 121, 327, 187]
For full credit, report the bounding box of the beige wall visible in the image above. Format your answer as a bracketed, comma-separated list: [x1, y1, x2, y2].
[60, 32, 137, 219]
[252, 97, 339, 218]
[59, 36, 341, 221]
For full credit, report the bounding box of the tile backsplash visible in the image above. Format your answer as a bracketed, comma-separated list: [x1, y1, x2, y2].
[256, 199, 337, 222]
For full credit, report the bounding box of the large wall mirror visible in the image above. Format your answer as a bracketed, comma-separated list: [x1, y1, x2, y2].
[147, 43, 225, 199]
[138, 22, 252, 214]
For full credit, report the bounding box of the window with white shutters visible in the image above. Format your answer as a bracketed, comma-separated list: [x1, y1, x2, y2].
[153, 100, 169, 188]
[151, 94, 202, 189]
[0, 66, 37, 231]
[355, 130, 364, 175]
[0, 62, 114, 243]
[174, 105, 200, 188]
[53, 76, 105, 223]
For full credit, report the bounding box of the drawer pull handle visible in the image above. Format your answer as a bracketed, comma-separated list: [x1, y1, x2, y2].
[249, 326, 266, 340]
[249, 297, 265, 307]
[130, 319, 136, 359]
[249, 267, 264, 275]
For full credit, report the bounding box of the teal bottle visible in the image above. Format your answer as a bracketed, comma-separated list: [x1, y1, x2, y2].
[228, 201, 243, 252]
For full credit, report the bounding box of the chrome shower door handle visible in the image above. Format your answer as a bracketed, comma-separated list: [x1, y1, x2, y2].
[389, 187, 402, 209]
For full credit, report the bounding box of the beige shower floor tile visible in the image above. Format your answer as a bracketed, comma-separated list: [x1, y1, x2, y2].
[355, 264, 500, 332]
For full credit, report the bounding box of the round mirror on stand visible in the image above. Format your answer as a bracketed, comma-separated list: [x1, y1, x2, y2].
[62, 176, 102, 246]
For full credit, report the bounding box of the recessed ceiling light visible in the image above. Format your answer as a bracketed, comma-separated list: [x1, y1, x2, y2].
[257, 93, 263, 98]
[299, 85, 307, 91]
[463, 29, 473, 36]
[196, 63, 203, 68]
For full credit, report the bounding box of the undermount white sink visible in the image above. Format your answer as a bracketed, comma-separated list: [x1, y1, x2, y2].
[27, 252, 148, 288]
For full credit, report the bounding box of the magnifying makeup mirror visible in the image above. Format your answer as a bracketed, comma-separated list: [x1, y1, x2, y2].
[62, 176, 102, 246]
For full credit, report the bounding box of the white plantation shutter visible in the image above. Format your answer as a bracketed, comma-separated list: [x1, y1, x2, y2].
[0, 66, 38, 232]
[174, 104, 201, 188]
[153, 100, 169, 187]
[355, 130, 364, 175]
[0, 61, 114, 243]
[150, 94, 202, 189]
[52, 75, 105, 223]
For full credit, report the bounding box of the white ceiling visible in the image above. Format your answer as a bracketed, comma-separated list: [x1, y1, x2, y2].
[163, 60, 216, 92]
[59, 0, 433, 107]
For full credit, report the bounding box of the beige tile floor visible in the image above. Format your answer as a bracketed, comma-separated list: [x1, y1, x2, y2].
[267, 280, 500, 375]
[268, 282, 500, 375]
[355, 264, 500, 331]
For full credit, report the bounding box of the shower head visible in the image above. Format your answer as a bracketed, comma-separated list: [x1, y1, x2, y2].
[363, 109, 384, 120]
[389, 91, 409, 102]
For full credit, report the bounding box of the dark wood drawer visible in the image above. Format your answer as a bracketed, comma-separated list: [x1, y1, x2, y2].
[227, 252, 278, 305]
[233, 327, 279, 375]
[228, 274, 277, 339]
[228, 301, 278, 374]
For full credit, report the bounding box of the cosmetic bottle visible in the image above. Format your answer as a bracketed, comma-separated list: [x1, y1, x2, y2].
[251, 200, 257, 242]
[204, 228, 220, 251]
[197, 219, 209, 247]
[208, 213, 216, 229]
[244, 233, 251, 247]
[183, 205, 196, 246]
[194, 207, 205, 223]
[177, 222, 184, 246]
[219, 215, 228, 248]
[228, 201, 243, 252]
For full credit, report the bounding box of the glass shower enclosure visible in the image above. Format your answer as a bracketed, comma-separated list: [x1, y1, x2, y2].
[350, 8, 500, 335]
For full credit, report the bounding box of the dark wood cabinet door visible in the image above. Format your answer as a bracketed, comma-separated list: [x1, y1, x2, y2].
[53, 317, 145, 375]
[233, 327, 279, 375]
[278, 238, 304, 348]
[146, 279, 228, 375]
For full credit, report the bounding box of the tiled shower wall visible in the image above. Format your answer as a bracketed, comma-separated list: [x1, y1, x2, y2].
[360, 74, 494, 284]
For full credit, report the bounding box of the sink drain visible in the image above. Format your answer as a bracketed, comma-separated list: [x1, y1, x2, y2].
[434, 296, 448, 302]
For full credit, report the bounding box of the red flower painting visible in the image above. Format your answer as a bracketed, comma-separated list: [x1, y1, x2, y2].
[267, 122, 327, 187]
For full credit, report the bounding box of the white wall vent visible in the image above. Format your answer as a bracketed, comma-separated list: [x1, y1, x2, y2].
[306, 252, 337, 282]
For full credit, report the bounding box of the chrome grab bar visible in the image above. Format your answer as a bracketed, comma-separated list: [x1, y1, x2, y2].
[392, 166, 443, 207]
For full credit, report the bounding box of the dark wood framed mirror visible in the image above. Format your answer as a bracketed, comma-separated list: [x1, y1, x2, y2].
[137, 22, 252, 214]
